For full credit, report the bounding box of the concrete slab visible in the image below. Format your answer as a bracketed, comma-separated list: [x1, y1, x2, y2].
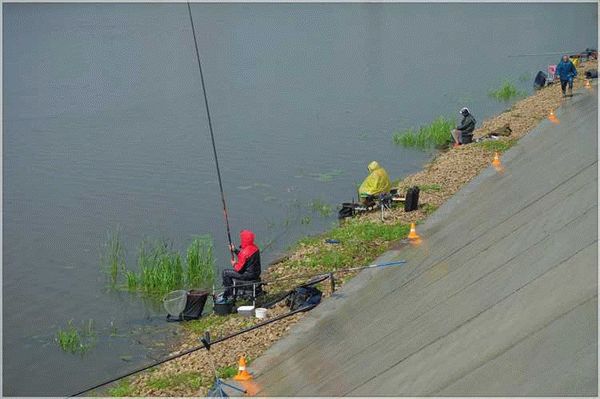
[250, 86, 598, 396]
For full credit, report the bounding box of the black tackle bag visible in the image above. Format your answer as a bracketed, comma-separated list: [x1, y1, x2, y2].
[286, 286, 323, 311]
[404, 186, 420, 212]
[534, 71, 547, 89]
[338, 203, 356, 219]
[182, 290, 209, 320]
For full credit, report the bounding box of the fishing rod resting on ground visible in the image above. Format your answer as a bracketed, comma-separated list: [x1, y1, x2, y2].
[508, 50, 580, 58]
[70, 304, 317, 397]
[71, 258, 407, 395]
[213, 259, 408, 292]
[186, 1, 235, 263]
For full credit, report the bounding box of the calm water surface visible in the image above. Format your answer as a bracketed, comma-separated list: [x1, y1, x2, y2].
[3, 3, 596, 395]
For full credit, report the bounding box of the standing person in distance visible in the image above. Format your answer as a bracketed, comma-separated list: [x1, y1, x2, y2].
[556, 55, 577, 97]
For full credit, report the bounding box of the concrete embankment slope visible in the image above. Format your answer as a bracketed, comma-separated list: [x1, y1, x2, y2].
[250, 87, 598, 396]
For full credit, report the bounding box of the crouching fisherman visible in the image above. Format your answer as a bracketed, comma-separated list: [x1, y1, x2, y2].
[358, 161, 392, 204]
[220, 230, 261, 301]
[451, 107, 476, 146]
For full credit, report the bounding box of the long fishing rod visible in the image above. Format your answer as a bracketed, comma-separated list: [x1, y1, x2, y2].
[508, 50, 579, 58]
[70, 304, 316, 397]
[186, 1, 235, 262]
[213, 259, 408, 292]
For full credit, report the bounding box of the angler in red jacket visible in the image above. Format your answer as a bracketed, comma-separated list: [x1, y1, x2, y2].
[221, 230, 261, 299]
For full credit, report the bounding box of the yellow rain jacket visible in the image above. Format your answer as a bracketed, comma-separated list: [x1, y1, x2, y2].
[359, 161, 391, 197]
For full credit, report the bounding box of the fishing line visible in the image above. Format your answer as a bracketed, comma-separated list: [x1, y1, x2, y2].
[186, 1, 235, 262]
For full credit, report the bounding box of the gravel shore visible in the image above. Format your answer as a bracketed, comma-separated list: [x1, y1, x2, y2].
[121, 58, 597, 397]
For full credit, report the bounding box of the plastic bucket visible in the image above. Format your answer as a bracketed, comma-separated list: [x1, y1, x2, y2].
[214, 301, 234, 316]
[237, 305, 255, 317]
[255, 308, 268, 319]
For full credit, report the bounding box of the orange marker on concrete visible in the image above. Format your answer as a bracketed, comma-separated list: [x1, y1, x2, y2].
[407, 223, 420, 240]
[234, 356, 253, 381]
[548, 109, 560, 124]
[492, 152, 501, 168]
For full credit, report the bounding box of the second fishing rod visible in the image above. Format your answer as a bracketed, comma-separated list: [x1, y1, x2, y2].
[212, 259, 408, 293]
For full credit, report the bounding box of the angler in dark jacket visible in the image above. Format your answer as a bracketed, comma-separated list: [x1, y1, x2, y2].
[221, 230, 261, 299]
[556, 55, 578, 96]
[451, 107, 476, 146]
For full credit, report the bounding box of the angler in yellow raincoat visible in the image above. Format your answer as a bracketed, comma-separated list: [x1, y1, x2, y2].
[358, 161, 391, 202]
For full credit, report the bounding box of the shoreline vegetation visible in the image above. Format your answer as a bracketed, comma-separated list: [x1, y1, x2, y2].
[488, 80, 528, 102]
[100, 234, 216, 297]
[392, 116, 454, 149]
[107, 59, 596, 397]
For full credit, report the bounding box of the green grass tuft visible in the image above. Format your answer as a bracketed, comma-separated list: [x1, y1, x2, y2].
[186, 235, 216, 289]
[56, 319, 96, 354]
[393, 116, 454, 149]
[146, 372, 204, 391]
[117, 236, 216, 297]
[419, 184, 442, 192]
[217, 364, 238, 379]
[125, 270, 137, 290]
[291, 220, 410, 271]
[488, 81, 527, 102]
[308, 199, 333, 217]
[421, 203, 439, 216]
[107, 379, 134, 397]
[477, 139, 517, 153]
[101, 228, 126, 285]
[300, 216, 312, 225]
[135, 240, 184, 296]
[183, 314, 229, 335]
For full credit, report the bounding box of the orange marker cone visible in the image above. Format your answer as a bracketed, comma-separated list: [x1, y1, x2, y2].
[492, 152, 501, 167]
[585, 79, 592, 89]
[234, 356, 253, 381]
[548, 109, 559, 124]
[407, 223, 420, 240]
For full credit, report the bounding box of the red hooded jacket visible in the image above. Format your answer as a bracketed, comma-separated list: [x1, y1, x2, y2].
[233, 230, 261, 277]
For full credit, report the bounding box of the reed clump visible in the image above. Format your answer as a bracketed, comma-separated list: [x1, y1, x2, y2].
[135, 240, 185, 295]
[186, 235, 216, 290]
[101, 231, 216, 298]
[101, 228, 126, 285]
[393, 116, 454, 149]
[56, 319, 96, 354]
[489, 81, 527, 102]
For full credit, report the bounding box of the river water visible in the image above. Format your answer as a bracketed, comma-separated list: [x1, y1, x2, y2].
[3, 3, 596, 396]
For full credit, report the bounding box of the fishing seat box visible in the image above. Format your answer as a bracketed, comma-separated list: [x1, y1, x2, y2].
[232, 278, 264, 301]
[461, 132, 473, 144]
